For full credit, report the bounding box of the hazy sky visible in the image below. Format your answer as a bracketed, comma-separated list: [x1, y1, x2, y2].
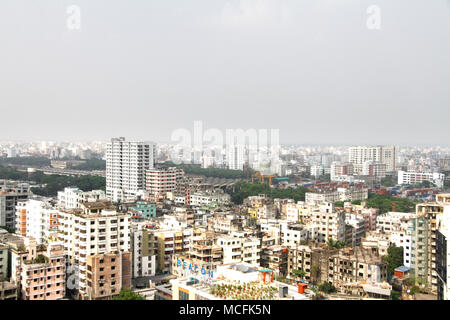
[0, 0, 449, 145]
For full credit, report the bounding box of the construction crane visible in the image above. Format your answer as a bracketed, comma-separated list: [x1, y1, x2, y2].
[251, 172, 276, 185]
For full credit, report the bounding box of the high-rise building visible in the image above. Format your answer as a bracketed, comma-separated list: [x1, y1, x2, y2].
[226, 144, 245, 170]
[349, 146, 397, 174]
[145, 166, 184, 195]
[106, 137, 156, 202]
[0, 181, 30, 231]
[413, 194, 450, 294]
[58, 201, 131, 300]
[434, 194, 450, 300]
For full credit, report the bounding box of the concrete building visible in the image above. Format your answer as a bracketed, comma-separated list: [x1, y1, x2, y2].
[106, 137, 156, 202]
[226, 144, 245, 170]
[413, 194, 450, 294]
[0, 180, 30, 231]
[11, 238, 66, 300]
[15, 198, 59, 245]
[216, 235, 260, 266]
[57, 187, 106, 209]
[0, 281, 17, 300]
[130, 221, 157, 279]
[330, 162, 354, 182]
[311, 203, 346, 243]
[349, 146, 397, 174]
[145, 166, 184, 195]
[398, 171, 445, 188]
[189, 190, 231, 207]
[435, 195, 450, 300]
[85, 252, 131, 300]
[305, 187, 368, 205]
[0, 244, 8, 279]
[362, 161, 387, 178]
[57, 201, 131, 299]
[310, 165, 325, 177]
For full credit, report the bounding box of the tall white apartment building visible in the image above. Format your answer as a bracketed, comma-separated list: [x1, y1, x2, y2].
[106, 137, 156, 202]
[349, 146, 397, 174]
[15, 198, 59, 244]
[398, 171, 445, 188]
[57, 202, 131, 299]
[226, 144, 245, 170]
[57, 187, 107, 209]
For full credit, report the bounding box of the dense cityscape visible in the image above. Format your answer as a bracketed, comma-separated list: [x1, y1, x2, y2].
[1, 1, 449, 315]
[0, 139, 449, 301]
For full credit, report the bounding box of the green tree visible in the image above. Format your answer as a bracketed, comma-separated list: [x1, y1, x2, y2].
[366, 193, 415, 213]
[229, 181, 310, 204]
[318, 282, 336, 294]
[292, 269, 307, 280]
[381, 176, 395, 187]
[382, 246, 404, 276]
[112, 289, 145, 300]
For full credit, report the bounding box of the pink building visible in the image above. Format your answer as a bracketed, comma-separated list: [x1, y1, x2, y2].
[11, 237, 66, 300]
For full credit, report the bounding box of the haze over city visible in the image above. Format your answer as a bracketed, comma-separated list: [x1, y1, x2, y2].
[1, 0, 449, 144]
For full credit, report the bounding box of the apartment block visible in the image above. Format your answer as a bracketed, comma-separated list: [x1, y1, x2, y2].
[11, 238, 66, 300]
[58, 201, 131, 299]
[0, 181, 30, 231]
[15, 198, 59, 244]
[145, 166, 184, 195]
[106, 137, 156, 202]
[85, 252, 131, 300]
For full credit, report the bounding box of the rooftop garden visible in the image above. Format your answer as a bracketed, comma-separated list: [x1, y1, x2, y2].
[209, 282, 278, 300]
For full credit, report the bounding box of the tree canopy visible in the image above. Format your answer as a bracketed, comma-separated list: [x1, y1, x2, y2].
[229, 181, 310, 204]
[112, 289, 145, 300]
[383, 245, 404, 276]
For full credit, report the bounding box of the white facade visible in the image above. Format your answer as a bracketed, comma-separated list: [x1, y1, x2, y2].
[15, 198, 59, 245]
[349, 146, 396, 174]
[226, 144, 245, 170]
[310, 165, 325, 177]
[305, 187, 368, 205]
[398, 170, 445, 188]
[189, 191, 231, 206]
[106, 137, 156, 202]
[58, 208, 131, 297]
[311, 203, 346, 243]
[216, 235, 260, 266]
[57, 187, 107, 209]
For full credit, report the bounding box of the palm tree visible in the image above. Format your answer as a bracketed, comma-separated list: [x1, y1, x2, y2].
[326, 238, 335, 249]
